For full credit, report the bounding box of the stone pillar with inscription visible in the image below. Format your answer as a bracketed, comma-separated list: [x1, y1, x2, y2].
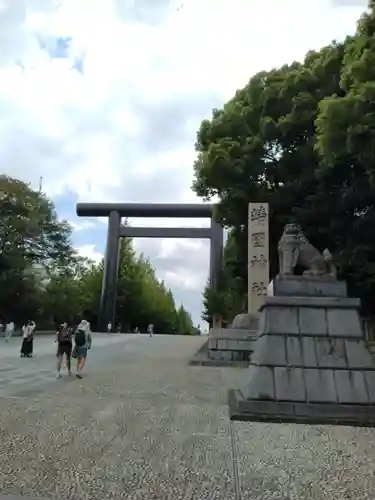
[248, 203, 269, 315]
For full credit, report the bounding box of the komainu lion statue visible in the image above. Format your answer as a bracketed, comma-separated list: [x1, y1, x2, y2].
[278, 224, 337, 278]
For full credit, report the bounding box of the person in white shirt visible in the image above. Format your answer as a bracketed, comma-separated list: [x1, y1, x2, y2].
[5, 321, 14, 342]
[107, 322, 112, 334]
[147, 323, 154, 338]
[20, 320, 36, 357]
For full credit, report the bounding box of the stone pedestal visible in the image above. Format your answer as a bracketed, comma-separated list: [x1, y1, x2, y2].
[231, 313, 259, 330]
[208, 328, 257, 350]
[267, 275, 347, 298]
[228, 279, 375, 427]
[190, 314, 260, 366]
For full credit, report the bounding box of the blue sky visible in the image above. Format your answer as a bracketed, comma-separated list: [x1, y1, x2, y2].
[0, 0, 368, 327]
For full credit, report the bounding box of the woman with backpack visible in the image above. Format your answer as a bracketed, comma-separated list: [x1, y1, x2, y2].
[55, 322, 74, 378]
[73, 320, 92, 379]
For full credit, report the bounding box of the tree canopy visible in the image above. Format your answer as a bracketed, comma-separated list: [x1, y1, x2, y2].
[0, 175, 195, 334]
[193, 3, 375, 321]
[202, 229, 245, 325]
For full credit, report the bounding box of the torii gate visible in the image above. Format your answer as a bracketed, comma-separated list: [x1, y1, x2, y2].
[76, 202, 224, 332]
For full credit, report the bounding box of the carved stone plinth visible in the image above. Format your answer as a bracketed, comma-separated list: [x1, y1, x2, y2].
[231, 313, 259, 330]
[190, 315, 260, 367]
[267, 276, 347, 298]
[208, 328, 257, 350]
[228, 280, 375, 427]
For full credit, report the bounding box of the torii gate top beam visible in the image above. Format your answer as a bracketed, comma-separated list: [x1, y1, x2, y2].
[76, 202, 214, 218]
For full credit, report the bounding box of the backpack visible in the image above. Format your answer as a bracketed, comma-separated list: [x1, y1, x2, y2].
[27, 324, 35, 341]
[58, 326, 72, 343]
[74, 328, 86, 347]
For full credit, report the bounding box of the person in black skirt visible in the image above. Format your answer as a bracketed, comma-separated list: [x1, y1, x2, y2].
[20, 320, 36, 357]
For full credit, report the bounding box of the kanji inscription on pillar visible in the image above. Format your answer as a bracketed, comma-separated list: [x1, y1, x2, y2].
[248, 202, 269, 315]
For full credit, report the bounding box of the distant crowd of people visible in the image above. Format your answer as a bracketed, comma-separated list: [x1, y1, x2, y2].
[1, 320, 37, 354]
[1, 319, 157, 379]
[1, 319, 201, 379]
[1, 319, 92, 379]
[106, 322, 154, 336]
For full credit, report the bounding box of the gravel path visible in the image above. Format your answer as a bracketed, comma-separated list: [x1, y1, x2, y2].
[0, 334, 375, 499]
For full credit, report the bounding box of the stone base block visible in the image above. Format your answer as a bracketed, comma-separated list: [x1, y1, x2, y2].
[267, 276, 347, 298]
[259, 296, 363, 338]
[190, 358, 249, 368]
[228, 389, 375, 427]
[189, 341, 249, 367]
[208, 349, 250, 362]
[231, 313, 259, 330]
[261, 296, 360, 309]
[208, 327, 257, 351]
[241, 365, 375, 404]
[208, 338, 256, 351]
[249, 335, 374, 370]
[208, 328, 257, 340]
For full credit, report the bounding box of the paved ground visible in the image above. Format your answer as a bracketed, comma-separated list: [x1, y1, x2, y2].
[0, 334, 375, 499]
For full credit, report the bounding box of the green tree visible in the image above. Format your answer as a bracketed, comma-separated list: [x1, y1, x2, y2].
[0, 175, 195, 330]
[38, 254, 93, 326]
[0, 176, 76, 323]
[0, 175, 74, 272]
[202, 230, 244, 324]
[175, 304, 194, 334]
[105, 238, 192, 333]
[193, 8, 375, 316]
[315, 2, 375, 313]
[41, 276, 82, 326]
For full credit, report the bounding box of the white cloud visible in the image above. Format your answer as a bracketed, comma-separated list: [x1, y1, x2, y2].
[165, 268, 204, 292]
[69, 220, 96, 232]
[77, 244, 103, 264]
[0, 0, 368, 324]
[158, 239, 205, 259]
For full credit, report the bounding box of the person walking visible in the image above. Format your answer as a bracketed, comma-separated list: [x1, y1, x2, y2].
[147, 323, 154, 338]
[20, 324, 28, 357]
[5, 321, 14, 342]
[73, 320, 92, 379]
[55, 322, 73, 378]
[20, 320, 36, 357]
[107, 322, 112, 334]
